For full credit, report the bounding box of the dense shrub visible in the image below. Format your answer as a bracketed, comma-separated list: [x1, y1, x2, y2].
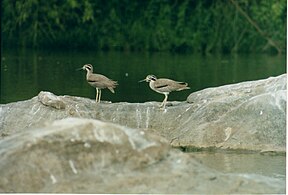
[1, 0, 286, 53]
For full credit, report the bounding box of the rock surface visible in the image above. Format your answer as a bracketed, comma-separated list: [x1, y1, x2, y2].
[0, 118, 284, 193]
[0, 74, 286, 152]
[184, 73, 286, 152]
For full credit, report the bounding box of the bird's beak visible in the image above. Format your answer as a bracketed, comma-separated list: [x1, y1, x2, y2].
[138, 79, 146, 83]
[76, 67, 83, 71]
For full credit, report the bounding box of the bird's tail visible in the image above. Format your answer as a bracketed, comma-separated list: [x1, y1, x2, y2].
[177, 82, 190, 91]
[108, 87, 115, 93]
[108, 81, 118, 93]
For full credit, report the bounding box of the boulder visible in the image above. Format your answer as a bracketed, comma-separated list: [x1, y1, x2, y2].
[0, 74, 286, 152]
[184, 73, 286, 152]
[0, 118, 284, 193]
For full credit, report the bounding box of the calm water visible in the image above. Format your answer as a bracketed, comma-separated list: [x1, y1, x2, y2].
[191, 151, 285, 181]
[1, 48, 286, 104]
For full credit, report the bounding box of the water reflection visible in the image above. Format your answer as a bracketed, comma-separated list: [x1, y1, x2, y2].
[190, 151, 285, 180]
[1, 48, 286, 103]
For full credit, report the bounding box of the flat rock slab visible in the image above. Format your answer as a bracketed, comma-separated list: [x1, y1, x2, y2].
[0, 118, 284, 193]
[0, 74, 286, 152]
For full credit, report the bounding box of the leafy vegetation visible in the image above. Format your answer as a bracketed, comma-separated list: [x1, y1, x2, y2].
[2, 0, 286, 53]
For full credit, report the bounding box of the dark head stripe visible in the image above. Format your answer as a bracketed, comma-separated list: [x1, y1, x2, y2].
[148, 75, 157, 81]
[85, 64, 93, 71]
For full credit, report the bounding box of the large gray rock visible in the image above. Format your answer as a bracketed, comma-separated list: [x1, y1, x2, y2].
[0, 118, 284, 193]
[0, 74, 286, 152]
[184, 73, 286, 152]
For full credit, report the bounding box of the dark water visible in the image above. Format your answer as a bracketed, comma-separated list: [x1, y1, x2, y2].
[1, 48, 286, 104]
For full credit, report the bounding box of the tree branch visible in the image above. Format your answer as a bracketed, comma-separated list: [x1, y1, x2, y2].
[229, 0, 282, 54]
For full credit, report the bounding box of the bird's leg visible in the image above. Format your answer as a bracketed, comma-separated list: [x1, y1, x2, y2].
[160, 94, 168, 109]
[163, 94, 168, 108]
[96, 88, 99, 103]
[159, 98, 164, 107]
[98, 89, 102, 103]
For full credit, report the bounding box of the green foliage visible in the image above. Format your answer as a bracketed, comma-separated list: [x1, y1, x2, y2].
[1, 0, 286, 53]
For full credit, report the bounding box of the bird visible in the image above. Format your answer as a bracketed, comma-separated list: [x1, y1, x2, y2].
[139, 75, 190, 109]
[78, 64, 118, 103]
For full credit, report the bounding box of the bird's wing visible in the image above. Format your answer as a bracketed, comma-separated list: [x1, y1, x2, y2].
[153, 79, 175, 92]
[154, 78, 189, 92]
[88, 74, 117, 88]
[87, 74, 107, 82]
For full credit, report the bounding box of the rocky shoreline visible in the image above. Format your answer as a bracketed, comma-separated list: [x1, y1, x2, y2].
[0, 118, 285, 193]
[1, 74, 286, 152]
[0, 74, 286, 193]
